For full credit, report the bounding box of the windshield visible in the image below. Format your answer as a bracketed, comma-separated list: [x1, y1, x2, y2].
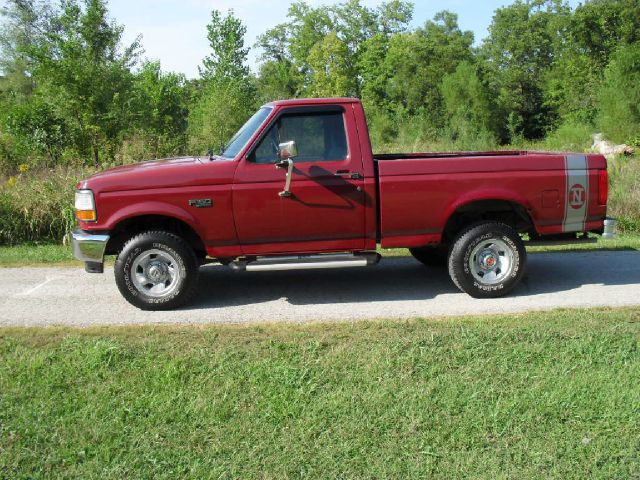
[221, 107, 272, 158]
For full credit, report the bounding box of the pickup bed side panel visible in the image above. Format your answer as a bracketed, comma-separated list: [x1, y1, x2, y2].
[376, 153, 607, 248]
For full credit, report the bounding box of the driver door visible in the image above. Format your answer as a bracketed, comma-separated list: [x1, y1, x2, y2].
[232, 106, 367, 255]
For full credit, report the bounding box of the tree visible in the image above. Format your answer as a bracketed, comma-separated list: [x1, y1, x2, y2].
[0, 0, 56, 96]
[189, 9, 256, 154]
[199, 9, 249, 81]
[255, 26, 302, 102]
[441, 61, 501, 146]
[27, 0, 141, 165]
[482, 0, 570, 140]
[546, 0, 640, 124]
[384, 11, 474, 126]
[132, 61, 190, 158]
[307, 31, 354, 97]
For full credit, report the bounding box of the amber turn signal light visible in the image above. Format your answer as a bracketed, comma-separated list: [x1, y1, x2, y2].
[76, 209, 97, 222]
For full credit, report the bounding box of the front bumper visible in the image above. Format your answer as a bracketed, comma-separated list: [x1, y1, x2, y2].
[71, 229, 110, 273]
[602, 217, 617, 240]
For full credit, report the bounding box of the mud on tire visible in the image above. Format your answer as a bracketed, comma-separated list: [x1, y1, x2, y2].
[447, 222, 526, 298]
[114, 231, 199, 310]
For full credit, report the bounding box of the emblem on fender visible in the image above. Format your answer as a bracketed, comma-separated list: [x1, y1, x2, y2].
[188, 198, 213, 208]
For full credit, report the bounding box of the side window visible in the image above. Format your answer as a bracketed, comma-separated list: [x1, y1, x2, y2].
[249, 111, 348, 163]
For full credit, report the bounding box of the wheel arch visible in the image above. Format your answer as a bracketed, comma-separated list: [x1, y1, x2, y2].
[105, 214, 207, 259]
[441, 198, 537, 244]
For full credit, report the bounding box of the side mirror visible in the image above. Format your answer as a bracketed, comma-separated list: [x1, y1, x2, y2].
[278, 140, 298, 161]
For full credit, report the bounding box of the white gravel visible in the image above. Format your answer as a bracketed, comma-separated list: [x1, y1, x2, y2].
[1, 251, 639, 327]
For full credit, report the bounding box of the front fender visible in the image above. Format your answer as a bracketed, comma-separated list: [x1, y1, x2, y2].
[99, 200, 205, 239]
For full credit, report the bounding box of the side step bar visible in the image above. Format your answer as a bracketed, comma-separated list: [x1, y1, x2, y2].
[230, 252, 381, 272]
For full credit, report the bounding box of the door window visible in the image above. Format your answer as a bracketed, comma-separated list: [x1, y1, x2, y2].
[250, 112, 348, 164]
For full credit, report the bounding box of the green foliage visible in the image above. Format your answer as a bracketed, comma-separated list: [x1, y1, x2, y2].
[306, 31, 354, 97]
[482, 0, 571, 140]
[188, 80, 255, 155]
[131, 61, 190, 158]
[440, 61, 500, 146]
[598, 44, 640, 144]
[30, 0, 141, 165]
[1, 309, 640, 477]
[199, 9, 250, 82]
[385, 12, 474, 125]
[188, 9, 256, 155]
[0, 168, 91, 244]
[539, 121, 595, 152]
[5, 96, 71, 166]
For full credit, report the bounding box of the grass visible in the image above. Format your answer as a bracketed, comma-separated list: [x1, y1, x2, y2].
[0, 242, 75, 266]
[1, 308, 639, 478]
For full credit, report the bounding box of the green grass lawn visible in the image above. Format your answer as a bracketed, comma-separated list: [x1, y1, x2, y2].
[1, 308, 639, 478]
[0, 242, 76, 266]
[1, 234, 639, 267]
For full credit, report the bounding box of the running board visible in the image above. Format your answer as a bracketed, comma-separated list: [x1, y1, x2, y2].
[230, 252, 381, 272]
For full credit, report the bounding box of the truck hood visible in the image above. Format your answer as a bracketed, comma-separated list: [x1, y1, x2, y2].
[78, 156, 237, 193]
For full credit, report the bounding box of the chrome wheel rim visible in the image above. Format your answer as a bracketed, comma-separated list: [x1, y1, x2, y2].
[468, 238, 514, 285]
[131, 249, 181, 298]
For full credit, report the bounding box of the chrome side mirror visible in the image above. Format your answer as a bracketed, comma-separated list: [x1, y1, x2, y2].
[278, 140, 298, 160]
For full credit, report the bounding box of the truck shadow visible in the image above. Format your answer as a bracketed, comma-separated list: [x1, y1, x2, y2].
[185, 250, 640, 310]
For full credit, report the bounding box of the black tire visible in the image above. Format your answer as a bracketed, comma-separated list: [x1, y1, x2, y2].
[115, 231, 199, 310]
[409, 245, 448, 267]
[447, 222, 526, 298]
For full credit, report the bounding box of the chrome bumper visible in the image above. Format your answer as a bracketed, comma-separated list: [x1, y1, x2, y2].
[71, 229, 110, 272]
[602, 217, 617, 240]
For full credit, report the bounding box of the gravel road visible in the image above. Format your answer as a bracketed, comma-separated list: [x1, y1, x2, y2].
[1, 250, 639, 327]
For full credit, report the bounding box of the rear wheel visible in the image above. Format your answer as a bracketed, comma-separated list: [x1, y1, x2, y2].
[409, 245, 448, 267]
[115, 231, 199, 310]
[447, 222, 526, 298]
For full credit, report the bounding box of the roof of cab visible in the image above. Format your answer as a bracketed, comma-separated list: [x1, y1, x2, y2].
[265, 97, 361, 107]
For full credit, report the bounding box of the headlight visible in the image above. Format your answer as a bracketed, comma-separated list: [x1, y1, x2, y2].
[75, 189, 97, 222]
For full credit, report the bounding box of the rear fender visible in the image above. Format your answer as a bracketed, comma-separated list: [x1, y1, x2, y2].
[441, 189, 538, 233]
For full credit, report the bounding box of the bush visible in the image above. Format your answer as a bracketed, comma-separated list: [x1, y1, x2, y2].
[541, 121, 595, 152]
[598, 44, 640, 144]
[0, 168, 93, 245]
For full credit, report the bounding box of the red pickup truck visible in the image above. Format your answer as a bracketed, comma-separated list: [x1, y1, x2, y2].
[71, 97, 616, 310]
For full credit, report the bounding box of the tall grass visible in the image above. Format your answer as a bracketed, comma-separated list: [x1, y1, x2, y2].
[0, 167, 95, 245]
[608, 156, 640, 232]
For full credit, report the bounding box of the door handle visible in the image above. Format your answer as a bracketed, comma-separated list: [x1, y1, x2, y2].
[334, 171, 362, 180]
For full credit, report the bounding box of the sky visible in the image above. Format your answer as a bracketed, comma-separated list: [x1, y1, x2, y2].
[1, 0, 582, 78]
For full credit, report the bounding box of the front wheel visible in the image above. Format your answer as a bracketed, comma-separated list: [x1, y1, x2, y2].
[447, 222, 526, 298]
[115, 231, 199, 310]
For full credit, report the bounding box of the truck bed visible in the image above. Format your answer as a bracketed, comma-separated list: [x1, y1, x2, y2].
[373, 150, 607, 249]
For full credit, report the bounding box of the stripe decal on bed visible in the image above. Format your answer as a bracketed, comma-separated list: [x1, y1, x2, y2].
[563, 154, 589, 232]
